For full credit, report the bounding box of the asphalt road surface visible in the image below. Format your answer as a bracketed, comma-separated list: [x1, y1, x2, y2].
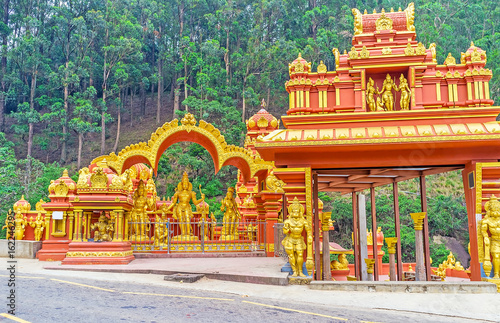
[0, 273, 492, 323]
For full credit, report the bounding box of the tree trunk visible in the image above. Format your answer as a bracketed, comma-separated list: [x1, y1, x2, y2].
[157, 56, 162, 124]
[113, 97, 121, 153]
[101, 88, 106, 155]
[77, 133, 83, 170]
[140, 82, 146, 116]
[61, 78, 68, 163]
[0, 0, 9, 132]
[130, 86, 134, 127]
[27, 71, 37, 158]
[183, 58, 188, 112]
[173, 84, 180, 118]
[224, 29, 230, 84]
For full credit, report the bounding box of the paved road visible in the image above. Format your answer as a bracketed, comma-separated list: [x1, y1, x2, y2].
[0, 273, 493, 323]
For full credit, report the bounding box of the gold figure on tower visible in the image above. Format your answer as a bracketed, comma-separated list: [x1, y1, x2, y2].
[220, 187, 241, 240]
[282, 197, 311, 277]
[167, 172, 205, 241]
[366, 78, 378, 112]
[377, 74, 397, 111]
[481, 195, 500, 279]
[14, 211, 27, 240]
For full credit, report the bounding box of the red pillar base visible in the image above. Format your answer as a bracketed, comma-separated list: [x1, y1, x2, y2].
[37, 240, 71, 261]
[61, 241, 135, 265]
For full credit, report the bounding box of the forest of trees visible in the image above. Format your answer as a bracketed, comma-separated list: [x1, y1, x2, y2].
[0, 0, 498, 263]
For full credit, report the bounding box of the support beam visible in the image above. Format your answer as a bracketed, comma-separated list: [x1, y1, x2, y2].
[370, 187, 379, 281]
[358, 194, 368, 281]
[393, 182, 403, 281]
[313, 172, 321, 280]
[420, 175, 431, 281]
[352, 192, 360, 280]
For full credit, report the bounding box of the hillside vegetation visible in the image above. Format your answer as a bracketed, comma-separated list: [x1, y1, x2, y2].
[1, 0, 497, 263]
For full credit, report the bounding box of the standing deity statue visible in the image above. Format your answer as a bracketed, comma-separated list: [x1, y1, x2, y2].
[129, 180, 154, 241]
[220, 187, 241, 240]
[397, 74, 411, 110]
[377, 74, 397, 111]
[14, 211, 27, 241]
[91, 212, 114, 242]
[167, 172, 205, 241]
[480, 195, 500, 279]
[366, 78, 377, 112]
[29, 214, 46, 241]
[282, 197, 311, 277]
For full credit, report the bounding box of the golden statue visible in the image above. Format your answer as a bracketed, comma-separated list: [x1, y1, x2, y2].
[481, 195, 500, 278]
[14, 211, 27, 240]
[129, 180, 154, 241]
[29, 214, 46, 241]
[445, 251, 456, 269]
[397, 74, 411, 110]
[282, 197, 311, 277]
[197, 201, 210, 241]
[366, 78, 378, 112]
[2, 212, 12, 239]
[167, 172, 205, 241]
[377, 74, 397, 111]
[331, 254, 349, 270]
[153, 214, 168, 246]
[91, 212, 114, 242]
[220, 187, 241, 240]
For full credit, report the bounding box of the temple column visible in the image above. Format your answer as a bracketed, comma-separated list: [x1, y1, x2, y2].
[410, 212, 427, 281]
[365, 258, 375, 281]
[113, 210, 124, 242]
[73, 209, 83, 241]
[261, 192, 281, 257]
[67, 211, 74, 240]
[386, 237, 398, 281]
[321, 210, 332, 281]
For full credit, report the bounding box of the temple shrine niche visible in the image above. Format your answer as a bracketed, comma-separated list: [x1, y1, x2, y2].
[5, 2, 500, 290]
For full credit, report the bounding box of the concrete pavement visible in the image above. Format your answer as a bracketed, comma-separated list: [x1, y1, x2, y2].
[3, 257, 500, 322]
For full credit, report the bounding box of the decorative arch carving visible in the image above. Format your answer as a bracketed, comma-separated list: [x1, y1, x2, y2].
[91, 114, 273, 182]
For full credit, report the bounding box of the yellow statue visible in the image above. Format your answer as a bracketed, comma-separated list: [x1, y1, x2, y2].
[282, 197, 311, 277]
[153, 214, 168, 246]
[397, 74, 411, 110]
[14, 211, 27, 240]
[445, 251, 456, 269]
[2, 212, 12, 239]
[129, 180, 154, 241]
[91, 212, 113, 242]
[197, 201, 210, 241]
[167, 172, 205, 240]
[220, 187, 241, 240]
[377, 74, 397, 111]
[331, 253, 349, 270]
[29, 214, 46, 241]
[366, 78, 377, 112]
[481, 195, 500, 278]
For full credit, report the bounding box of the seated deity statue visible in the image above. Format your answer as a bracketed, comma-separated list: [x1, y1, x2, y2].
[220, 187, 241, 240]
[167, 172, 205, 240]
[331, 253, 349, 271]
[91, 212, 113, 242]
[282, 197, 311, 277]
[445, 252, 456, 269]
[377, 73, 397, 111]
[29, 214, 46, 241]
[129, 180, 154, 241]
[481, 195, 500, 279]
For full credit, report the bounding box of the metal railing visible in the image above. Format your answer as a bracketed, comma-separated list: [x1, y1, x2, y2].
[128, 219, 265, 253]
[273, 223, 287, 259]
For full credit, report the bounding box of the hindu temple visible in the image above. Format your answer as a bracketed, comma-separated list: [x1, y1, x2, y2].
[5, 3, 500, 290]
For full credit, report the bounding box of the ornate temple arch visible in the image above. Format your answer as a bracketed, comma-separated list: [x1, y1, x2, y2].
[90, 113, 273, 182]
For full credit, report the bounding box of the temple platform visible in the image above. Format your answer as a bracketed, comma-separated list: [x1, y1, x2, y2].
[0, 240, 42, 259]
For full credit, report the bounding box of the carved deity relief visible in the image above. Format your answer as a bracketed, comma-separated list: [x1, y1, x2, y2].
[366, 74, 412, 112]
